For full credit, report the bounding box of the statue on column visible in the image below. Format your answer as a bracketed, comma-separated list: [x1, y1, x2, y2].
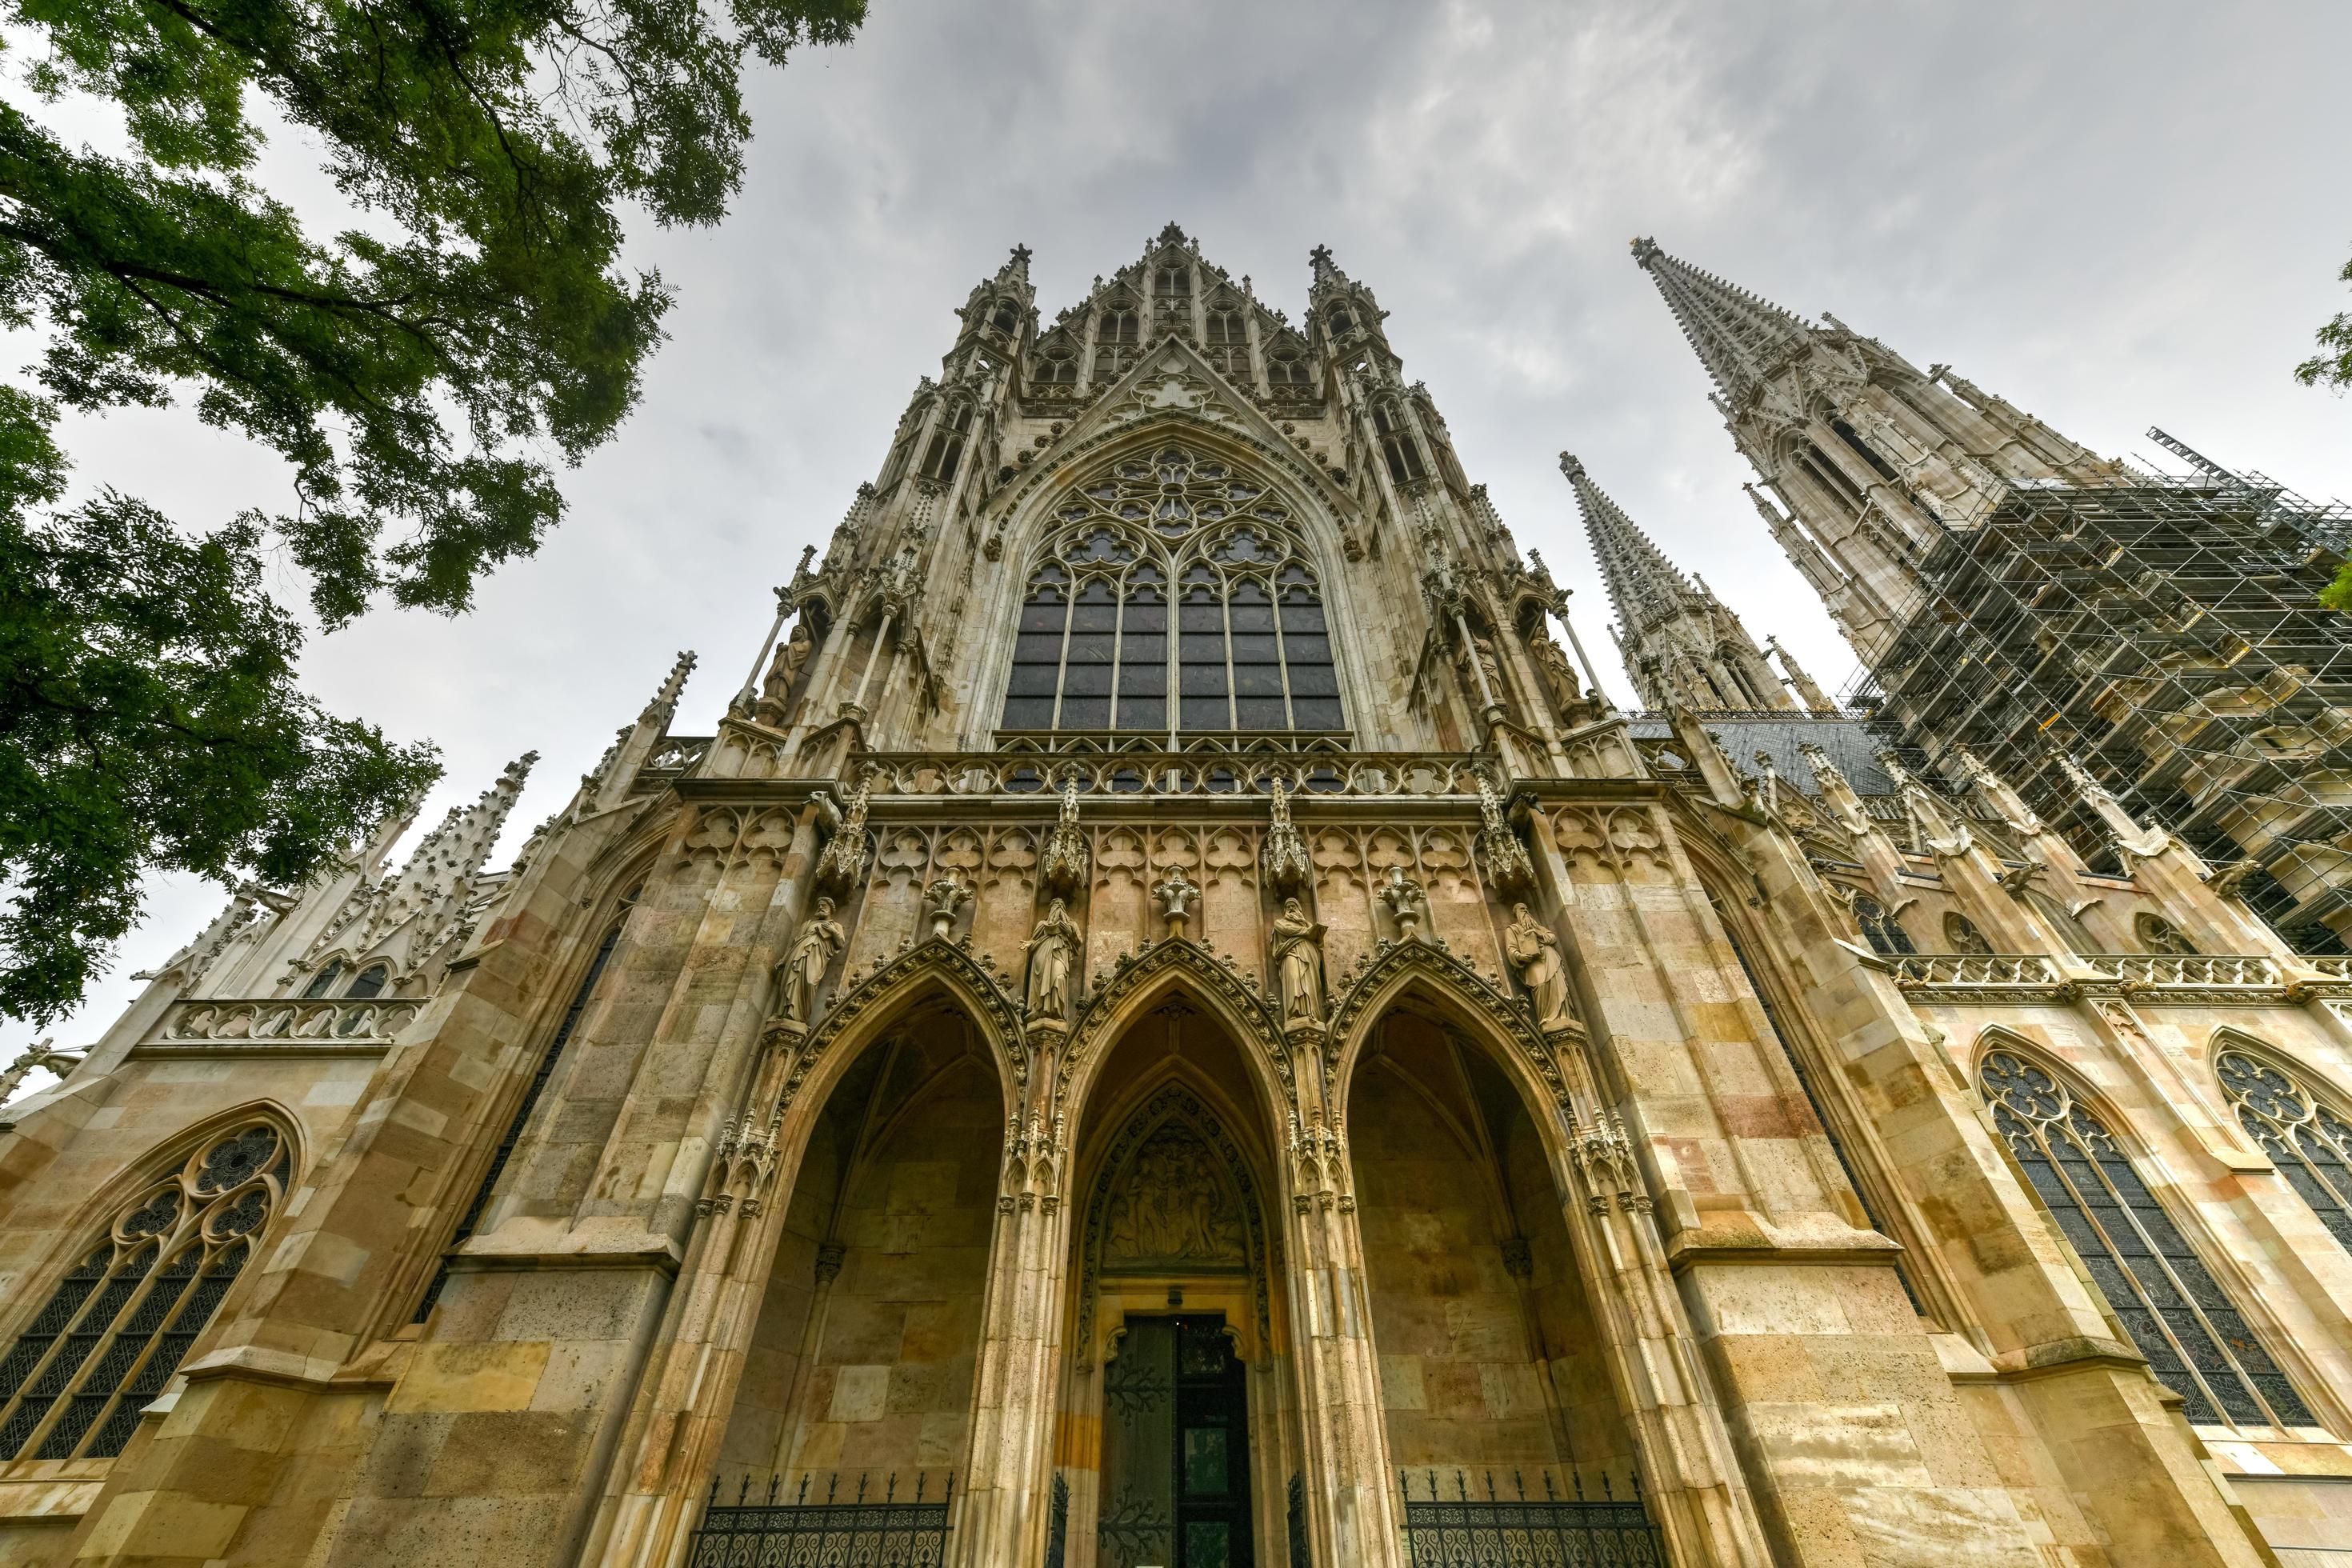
[774, 896, 846, 1025]
[1024, 898, 1082, 1022]
[1506, 902, 1572, 1030]
[1531, 632, 1581, 717]
[759, 620, 814, 721]
[1270, 897, 1326, 1025]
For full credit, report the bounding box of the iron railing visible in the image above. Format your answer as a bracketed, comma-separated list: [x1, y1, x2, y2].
[686, 1472, 952, 1568]
[1399, 1468, 1666, 1568]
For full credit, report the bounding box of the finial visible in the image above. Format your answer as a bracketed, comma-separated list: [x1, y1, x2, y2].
[1630, 236, 1660, 266]
[641, 649, 697, 724]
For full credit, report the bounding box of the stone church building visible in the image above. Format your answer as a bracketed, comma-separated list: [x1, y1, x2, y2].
[6, 226, 2352, 1566]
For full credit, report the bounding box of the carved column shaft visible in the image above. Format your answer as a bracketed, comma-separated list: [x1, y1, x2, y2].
[1281, 1048, 1406, 1568]
[951, 1061, 1066, 1568]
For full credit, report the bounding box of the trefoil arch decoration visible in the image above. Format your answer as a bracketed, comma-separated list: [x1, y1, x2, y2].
[2214, 1042, 2352, 1259]
[1001, 441, 1342, 737]
[1325, 938, 1589, 1116]
[779, 934, 1030, 1114]
[1975, 1046, 2314, 1430]
[0, 1116, 294, 1462]
[1059, 938, 1289, 1112]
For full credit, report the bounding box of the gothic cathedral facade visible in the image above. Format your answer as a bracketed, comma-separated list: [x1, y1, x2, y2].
[7, 226, 2352, 1567]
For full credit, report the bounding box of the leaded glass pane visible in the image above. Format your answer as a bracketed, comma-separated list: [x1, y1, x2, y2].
[1001, 446, 1343, 735]
[2218, 1049, 2352, 1259]
[0, 1125, 287, 1459]
[1978, 1049, 2312, 1429]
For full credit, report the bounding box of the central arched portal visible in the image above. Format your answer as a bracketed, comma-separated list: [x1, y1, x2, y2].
[1063, 998, 1290, 1568]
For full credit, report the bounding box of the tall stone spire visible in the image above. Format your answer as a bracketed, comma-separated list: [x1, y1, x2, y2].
[1560, 452, 1690, 637]
[1630, 237, 1817, 402]
[1635, 238, 2122, 665]
[1560, 452, 1798, 714]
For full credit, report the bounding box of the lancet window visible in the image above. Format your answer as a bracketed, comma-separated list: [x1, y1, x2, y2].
[1002, 444, 1342, 734]
[1268, 349, 1312, 391]
[1204, 305, 1248, 378]
[989, 300, 1019, 336]
[0, 1121, 289, 1461]
[1830, 416, 1900, 483]
[1978, 1050, 2313, 1429]
[1373, 402, 1426, 485]
[2216, 1050, 2352, 1258]
[414, 888, 637, 1321]
[1094, 305, 1139, 380]
[1154, 263, 1190, 299]
[919, 402, 974, 485]
[1034, 339, 1078, 386]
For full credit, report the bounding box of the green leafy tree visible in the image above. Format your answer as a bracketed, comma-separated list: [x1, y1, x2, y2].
[2299, 250, 2352, 396]
[0, 0, 863, 1022]
[2308, 251, 2352, 614]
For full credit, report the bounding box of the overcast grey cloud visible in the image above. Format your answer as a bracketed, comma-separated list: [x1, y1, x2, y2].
[18, 0, 2352, 1058]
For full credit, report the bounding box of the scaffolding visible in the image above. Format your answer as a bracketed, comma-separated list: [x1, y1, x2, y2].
[1842, 445, 2352, 950]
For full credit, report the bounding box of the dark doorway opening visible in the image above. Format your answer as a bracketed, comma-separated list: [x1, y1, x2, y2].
[1100, 1314, 1254, 1567]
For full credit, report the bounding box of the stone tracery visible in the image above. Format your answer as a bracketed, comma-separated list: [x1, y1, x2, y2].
[1002, 440, 1342, 735]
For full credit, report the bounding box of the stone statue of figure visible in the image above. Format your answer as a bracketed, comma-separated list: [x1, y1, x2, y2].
[1532, 633, 1580, 714]
[1468, 636, 1510, 717]
[774, 897, 845, 1023]
[1024, 898, 1082, 1020]
[1506, 902, 1571, 1030]
[761, 621, 814, 714]
[1270, 897, 1326, 1024]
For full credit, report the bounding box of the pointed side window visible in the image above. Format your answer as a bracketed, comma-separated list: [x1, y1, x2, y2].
[2218, 1050, 2352, 1259]
[0, 1122, 289, 1460]
[1980, 1050, 2313, 1429]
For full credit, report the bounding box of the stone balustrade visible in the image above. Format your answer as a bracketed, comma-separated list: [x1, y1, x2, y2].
[148, 996, 422, 1048]
[2096, 953, 2282, 988]
[1889, 950, 2306, 1004]
[1890, 954, 2066, 989]
[715, 748, 1491, 801]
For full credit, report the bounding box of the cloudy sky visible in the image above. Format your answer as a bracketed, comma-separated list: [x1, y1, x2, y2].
[16, 0, 2352, 1058]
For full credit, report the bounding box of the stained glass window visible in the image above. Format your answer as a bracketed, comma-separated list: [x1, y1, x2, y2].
[0, 1120, 289, 1460]
[2217, 1049, 2352, 1258]
[1978, 1049, 2313, 1429]
[1002, 444, 1342, 735]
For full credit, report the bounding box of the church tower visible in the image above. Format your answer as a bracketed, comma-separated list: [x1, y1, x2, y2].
[1560, 451, 1828, 714]
[1637, 236, 2352, 946]
[6, 227, 2347, 1568]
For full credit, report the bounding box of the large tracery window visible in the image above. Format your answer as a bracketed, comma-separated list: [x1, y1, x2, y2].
[1978, 1050, 2313, 1429]
[0, 1121, 287, 1461]
[1002, 444, 1342, 735]
[2217, 1049, 2352, 1257]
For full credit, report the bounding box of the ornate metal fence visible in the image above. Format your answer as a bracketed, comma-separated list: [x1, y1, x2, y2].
[686, 1472, 952, 1568]
[1399, 1469, 1666, 1568]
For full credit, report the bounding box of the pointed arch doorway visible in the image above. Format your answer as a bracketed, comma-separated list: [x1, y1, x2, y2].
[1064, 998, 1290, 1568]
